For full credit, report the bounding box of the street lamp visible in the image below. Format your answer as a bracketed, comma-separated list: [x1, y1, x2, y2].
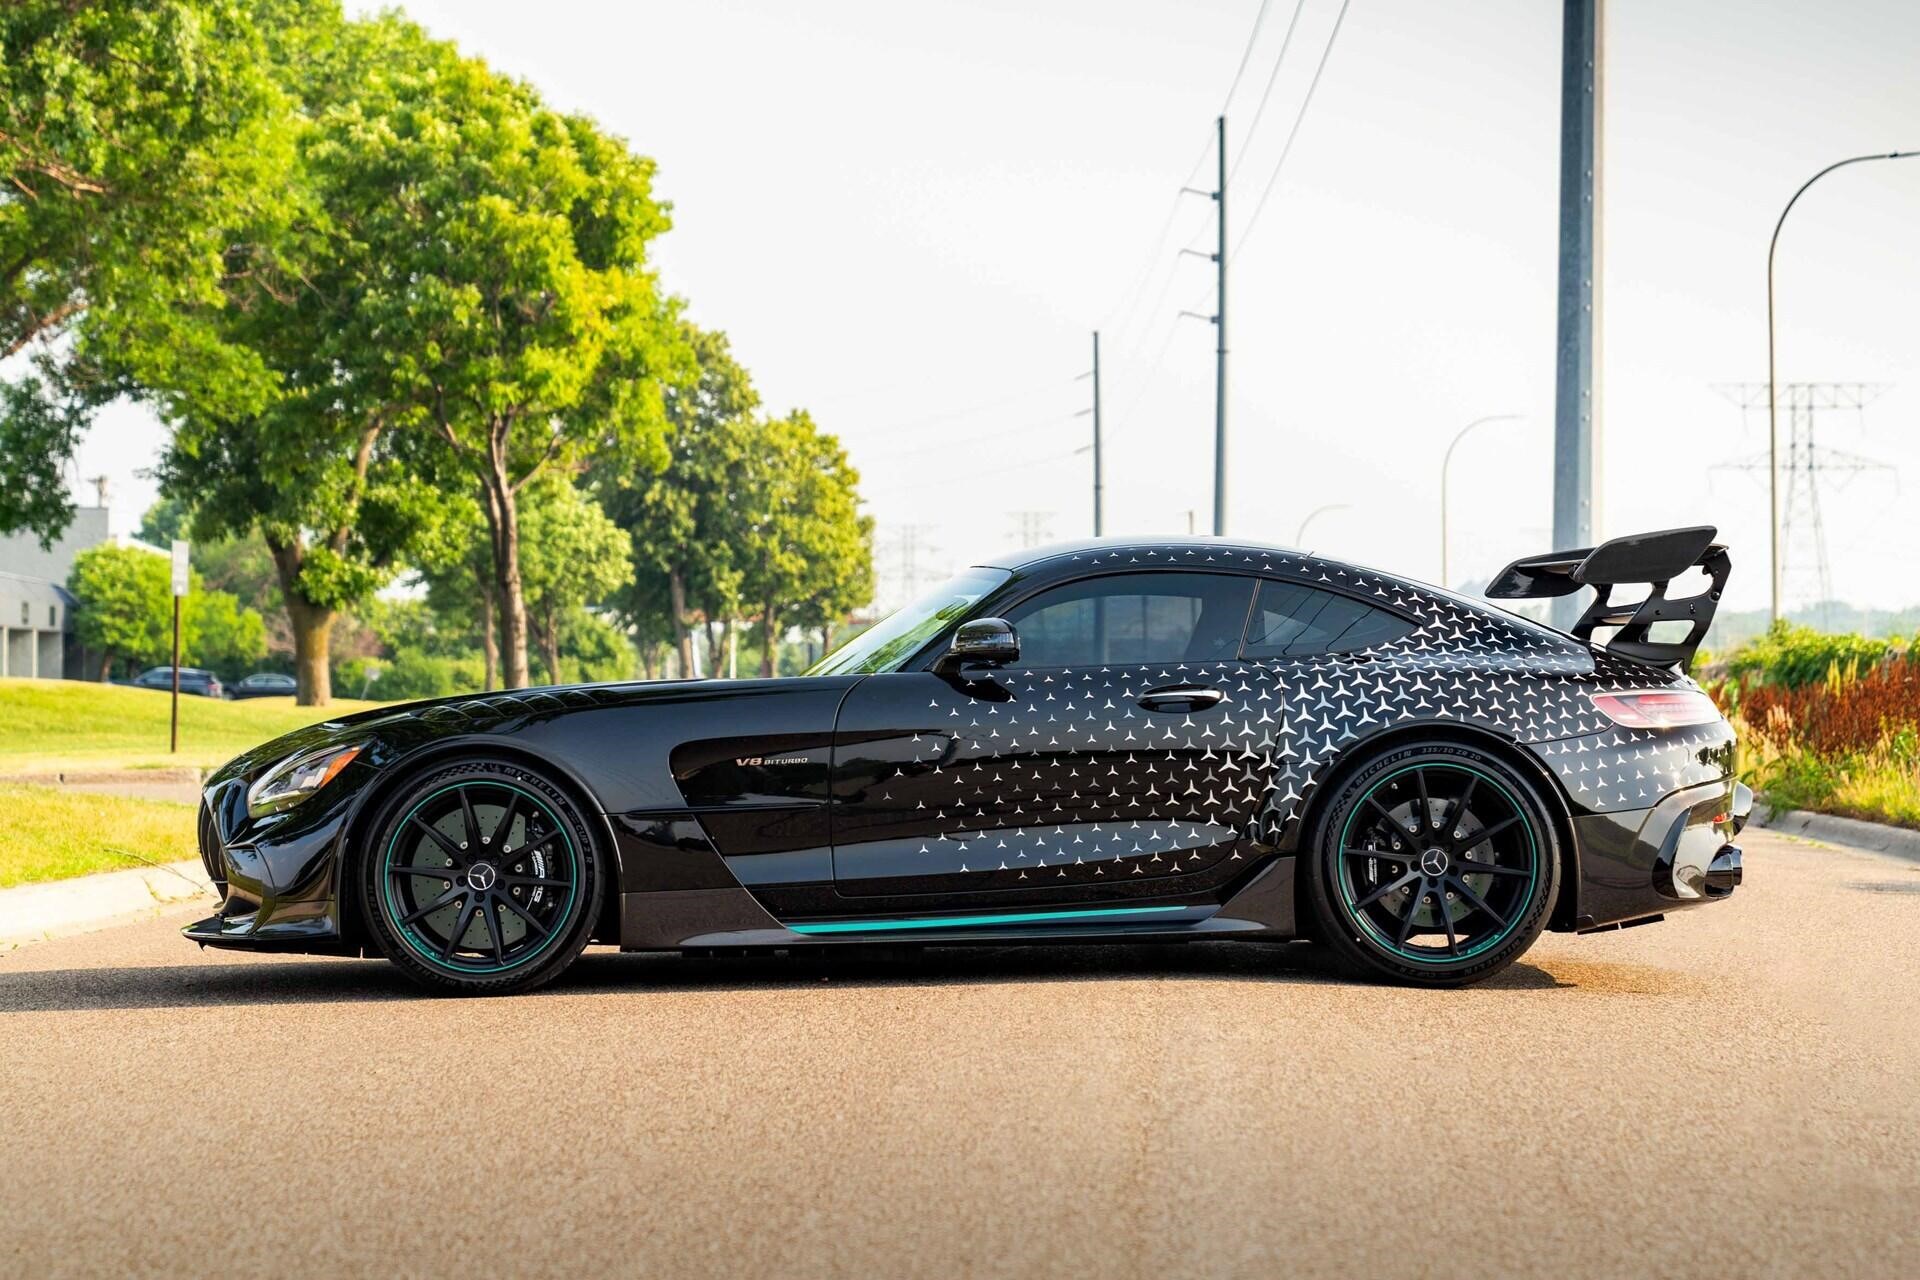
[1295, 504, 1349, 547]
[1766, 149, 1919, 623]
[1440, 415, 1521, 588]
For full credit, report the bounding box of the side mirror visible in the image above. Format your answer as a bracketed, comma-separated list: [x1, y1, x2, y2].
[935, 617, 1019, 675]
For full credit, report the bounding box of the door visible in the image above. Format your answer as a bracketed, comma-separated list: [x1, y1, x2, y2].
[828, 570, 1276, 905]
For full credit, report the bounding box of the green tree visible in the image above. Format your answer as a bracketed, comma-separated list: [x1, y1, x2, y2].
[1, 0, 301, 542]
[596, 326, 758, 677]
[735, 412, 875, 676]
[66, 542, 266, 679]
[517, 479, 630, 685]
[151, 13, 460, 706]
[308, 20, 682, 688]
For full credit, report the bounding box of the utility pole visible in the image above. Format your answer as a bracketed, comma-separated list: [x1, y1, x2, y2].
[1551, 0, 1602, 630]
[1764, 149, 1918, 622]
[1091, 330, 1104, 536]
[1212, 115, 1227, 536]
[1076, 331, 1105, 535]
[1180, 115, 1228, 536]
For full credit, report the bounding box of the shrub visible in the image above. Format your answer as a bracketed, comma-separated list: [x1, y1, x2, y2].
[1723, 621, 1907, 690]
[338, 647, 485, 702]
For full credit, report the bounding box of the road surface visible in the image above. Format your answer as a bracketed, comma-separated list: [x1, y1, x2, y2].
[3, 828, 1918, 1278]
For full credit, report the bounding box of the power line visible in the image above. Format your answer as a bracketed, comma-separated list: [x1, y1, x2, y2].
[1227, 0, 1310, 182]
[1219, 0, 1277, 110]
[854, 412, 1080, 465]
[1231, 0, 1351, 258]
[1097, 0, 1276, 347]
[1095, 122, 1219, 347]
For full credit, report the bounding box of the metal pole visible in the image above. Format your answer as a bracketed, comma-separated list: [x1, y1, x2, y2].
[170, 596, 181, 754]
[1765, 149, 1918, 623]
[1441, 414, 1523, 588]
[1213, 114, 1229, 537]
[1092, 330, 1104, 536]
[1551, 0, 1602, 630]
[1295, 503, 1349, 547]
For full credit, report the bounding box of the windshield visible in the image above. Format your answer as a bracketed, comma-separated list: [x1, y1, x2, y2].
[808, 567, 1010, 675]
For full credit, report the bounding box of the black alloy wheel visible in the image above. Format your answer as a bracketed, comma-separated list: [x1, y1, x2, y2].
[1304, 741, 1560, 987]
[361, 759, 603, 995]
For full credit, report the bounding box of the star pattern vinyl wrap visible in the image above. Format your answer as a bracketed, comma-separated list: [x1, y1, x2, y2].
[831, 543, 1734, 894]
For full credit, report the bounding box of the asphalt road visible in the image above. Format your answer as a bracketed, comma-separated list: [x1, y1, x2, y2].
[4, 828, 1919, 1279]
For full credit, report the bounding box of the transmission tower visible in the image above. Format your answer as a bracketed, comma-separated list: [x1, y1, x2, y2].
[1008, 511, 1055, 550]
[876, 523, 940, 612]
[1713, 382, 1897, 628]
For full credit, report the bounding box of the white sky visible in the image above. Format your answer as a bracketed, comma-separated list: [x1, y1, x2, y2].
[74, 0, 1920, 613]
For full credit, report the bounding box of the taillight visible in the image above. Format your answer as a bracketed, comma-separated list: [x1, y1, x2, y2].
[1589, 689, 1722, 729]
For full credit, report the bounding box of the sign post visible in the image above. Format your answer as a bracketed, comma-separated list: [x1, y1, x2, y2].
[170, 540, 189, 754]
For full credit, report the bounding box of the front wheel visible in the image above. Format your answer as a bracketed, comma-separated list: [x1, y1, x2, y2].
[360, 759, 604, 995]
[1303, 742, 1560, 987]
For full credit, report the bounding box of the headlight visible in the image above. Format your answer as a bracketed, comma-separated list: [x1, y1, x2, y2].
[247, 742, 365, 817]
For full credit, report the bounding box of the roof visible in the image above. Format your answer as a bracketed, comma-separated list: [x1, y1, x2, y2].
[0, 570, 77, 607]
[979, 535, 1307, 572]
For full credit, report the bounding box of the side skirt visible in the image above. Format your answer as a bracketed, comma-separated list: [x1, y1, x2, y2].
[616, 855, 1298, 950]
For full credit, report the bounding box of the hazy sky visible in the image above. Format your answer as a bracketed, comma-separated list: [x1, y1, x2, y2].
[73, 0, 1920, 612]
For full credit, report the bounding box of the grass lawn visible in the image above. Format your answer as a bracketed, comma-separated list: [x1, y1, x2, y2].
[0, 677, 389, 774]
[0, 783, 198, 888]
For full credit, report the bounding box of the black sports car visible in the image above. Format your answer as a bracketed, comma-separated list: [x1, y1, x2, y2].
[187, 527, 1749, 994]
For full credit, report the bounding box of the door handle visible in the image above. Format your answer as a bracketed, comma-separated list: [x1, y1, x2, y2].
[1138, 684, 1224, 712]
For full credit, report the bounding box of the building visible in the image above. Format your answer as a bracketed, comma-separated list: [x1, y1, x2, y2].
[0, 503, 162, 680]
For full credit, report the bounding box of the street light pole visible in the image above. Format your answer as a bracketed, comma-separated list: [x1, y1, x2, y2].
[1440, 414, 1521, 589]
[1295, 504, 1349, 547]
[1766, 149, 1918, 623]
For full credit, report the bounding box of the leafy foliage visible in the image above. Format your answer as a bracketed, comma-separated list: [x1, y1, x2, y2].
[518, 478, 631, 683]
[1708, 629, 1920, 831]
[65, 542, 266, 678]
[1721, 621, 1907, 691]
[0, 0, 300, 540]
[304, 16, 684, 687]
[734, 411, 874, 675]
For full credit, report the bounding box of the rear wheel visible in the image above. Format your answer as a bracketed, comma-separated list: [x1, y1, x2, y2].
[1304, 742, 1559, 987]
[360, 759, 604, 995]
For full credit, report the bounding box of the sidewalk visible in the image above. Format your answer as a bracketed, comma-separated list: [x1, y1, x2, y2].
[0, 858, 212, 949]
[0, 767, 203, 806]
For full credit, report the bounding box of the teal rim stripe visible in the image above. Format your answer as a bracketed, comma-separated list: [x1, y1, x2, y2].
[787, 905, 1192, 935]
[382, 782, 578, 975]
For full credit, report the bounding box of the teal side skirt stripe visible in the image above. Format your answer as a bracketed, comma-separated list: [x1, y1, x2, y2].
[787, 905, 1193, 936]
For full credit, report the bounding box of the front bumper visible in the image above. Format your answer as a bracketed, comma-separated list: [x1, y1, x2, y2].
[182, 770, 366, 954]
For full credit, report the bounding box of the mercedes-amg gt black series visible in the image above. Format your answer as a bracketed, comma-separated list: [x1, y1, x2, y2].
[187, 527, 1750, 994]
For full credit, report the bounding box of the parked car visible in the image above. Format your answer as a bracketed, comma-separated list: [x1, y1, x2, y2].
[228, 672, 299, 700]
[129, 666, 224, 698]
[187, 527, 1747, 996]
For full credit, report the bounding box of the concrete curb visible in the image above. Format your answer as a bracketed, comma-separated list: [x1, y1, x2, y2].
[0, 768, 204, 805]
[1753, 804, 1920, 865]
[0, 859, 212, 949]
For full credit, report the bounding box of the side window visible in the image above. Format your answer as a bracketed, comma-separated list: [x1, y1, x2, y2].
[1003, 572, 1255, 668]
[1242, 580, 1416, 659]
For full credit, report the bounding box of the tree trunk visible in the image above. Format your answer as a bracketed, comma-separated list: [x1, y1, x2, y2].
[669, 570, 693, 677]
[637, 641, 655, 681]
[479, 457, 530, 689]
[478, 583, 499, 692]
[760, 602, 778, 677]
[822, 621, 833, 653]
[541, 603, 562, 686]
[286, 597, 336, 706]
[99, 652, 114, 682]
[266, 536, 334, 706]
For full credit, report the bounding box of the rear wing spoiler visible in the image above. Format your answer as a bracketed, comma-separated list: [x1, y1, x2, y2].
[1485, 526, 1729, 668]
